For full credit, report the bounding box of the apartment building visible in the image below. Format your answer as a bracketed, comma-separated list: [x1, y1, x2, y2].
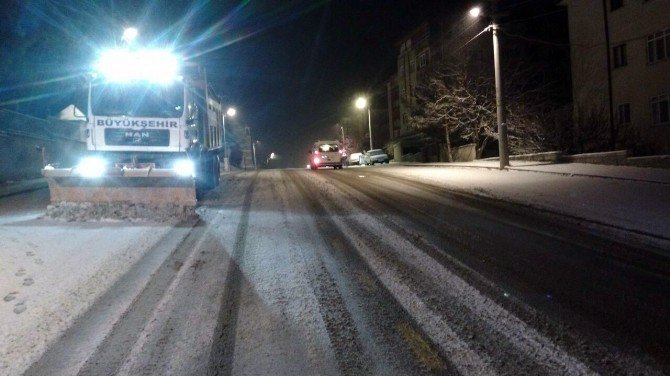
[563, 0, 670, 154]
[392, 22, 433, 138]
[385, 16, 498, 150]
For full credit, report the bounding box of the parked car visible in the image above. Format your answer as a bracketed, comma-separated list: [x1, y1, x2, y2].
[362, 149, 389, 165]
[348, 152, 363, 166]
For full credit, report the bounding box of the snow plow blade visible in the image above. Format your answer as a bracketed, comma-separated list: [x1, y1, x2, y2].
[42, 167, 197, 221]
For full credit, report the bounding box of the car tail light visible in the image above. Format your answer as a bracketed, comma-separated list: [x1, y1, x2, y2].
[313, 157, 321, 165]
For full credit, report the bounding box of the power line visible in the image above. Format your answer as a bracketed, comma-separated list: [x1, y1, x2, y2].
[501, 30, 571, 48]
[502, 29, 654, 49]
[499, 9, 565, 27]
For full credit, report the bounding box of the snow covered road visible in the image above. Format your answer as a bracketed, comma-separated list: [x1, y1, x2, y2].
[2, 165, 669, 374]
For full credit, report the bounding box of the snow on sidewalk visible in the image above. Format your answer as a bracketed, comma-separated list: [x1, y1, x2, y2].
[386, 163, 670, 245]
[0, 218, 174, 375]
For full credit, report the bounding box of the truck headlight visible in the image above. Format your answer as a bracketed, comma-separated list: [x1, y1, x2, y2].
[174, 160, 195, 177]
[75, 157, 106, 178]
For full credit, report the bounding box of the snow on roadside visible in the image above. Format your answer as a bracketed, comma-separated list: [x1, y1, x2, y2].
[0, 217, 174, 375]
[380, 165, 670, 241]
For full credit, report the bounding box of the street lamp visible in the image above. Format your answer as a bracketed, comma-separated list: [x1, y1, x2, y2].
[252, 140, 259, 170]
[469, 6, 509, 169]
[122, 27, 138, 44]
[355, 97, 373, 150]
[222, 107, 236, 171]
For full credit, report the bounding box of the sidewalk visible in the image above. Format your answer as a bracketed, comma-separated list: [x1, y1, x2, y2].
[389, 161, 670, 249]
[400, 160, 670, 184]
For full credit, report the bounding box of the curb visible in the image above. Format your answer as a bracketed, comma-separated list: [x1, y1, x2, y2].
[0, 178, 48, 198]
[393, 162, 670, 185]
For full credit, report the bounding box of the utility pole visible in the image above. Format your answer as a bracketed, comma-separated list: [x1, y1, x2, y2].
[367, 107, 373, 150]
[252, 141, 258, 170]
[492, 21, 509, 169]
[222, 113, 228, 171]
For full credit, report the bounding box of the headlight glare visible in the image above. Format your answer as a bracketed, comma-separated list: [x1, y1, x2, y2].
[75, 157, 106, 178]
[174, 159, 195, 177]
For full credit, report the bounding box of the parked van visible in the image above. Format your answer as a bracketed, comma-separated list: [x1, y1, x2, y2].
[308, 140, 344, 170]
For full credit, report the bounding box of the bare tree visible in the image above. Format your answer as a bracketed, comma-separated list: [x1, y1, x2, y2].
[412, 61, 496, 160]
[411, 55, 564, 159]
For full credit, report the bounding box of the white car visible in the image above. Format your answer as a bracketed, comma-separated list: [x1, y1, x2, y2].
[362, 149, 389, 165]
[348, 152, 362, 166]
[309, 141, 344, 170]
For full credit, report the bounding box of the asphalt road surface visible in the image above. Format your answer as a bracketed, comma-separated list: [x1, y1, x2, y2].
[23, 167, 670, 375]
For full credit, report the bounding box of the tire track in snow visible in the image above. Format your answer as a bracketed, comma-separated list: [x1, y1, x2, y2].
[332, 168, 663, 374]
[291, 170, 476, 374]
[290, 174, 373, 375]
[208, 172, 257, 375]
[24, 222, 196, 376]
[309, 169, 595, 375]
[299, 172, 499, 375]
[114, 215, 229, 375]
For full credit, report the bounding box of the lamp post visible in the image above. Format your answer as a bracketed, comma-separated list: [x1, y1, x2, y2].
[355, 97, 373, 150]
[470, 6, 509, 169]
[340, 125, 345, 146]
[252, 140, 259, 170]
[222, 107, 236, 171]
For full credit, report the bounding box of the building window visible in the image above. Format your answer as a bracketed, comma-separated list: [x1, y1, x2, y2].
[651, 94, 670, 125]
[418, 52, 428, 68]
[617, 103, 630, 124]
[647, 29, 670, 63]
[612, 44, 627, 68]
[610, 0, 623, 11]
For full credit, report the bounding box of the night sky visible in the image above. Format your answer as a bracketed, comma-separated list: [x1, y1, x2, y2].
[0, 0, 564, 167]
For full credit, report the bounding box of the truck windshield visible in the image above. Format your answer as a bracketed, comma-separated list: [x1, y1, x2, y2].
[91, 81, 184, 118]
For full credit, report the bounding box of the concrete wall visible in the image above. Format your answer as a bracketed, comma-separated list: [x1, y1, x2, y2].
[0, 110, 85, 182]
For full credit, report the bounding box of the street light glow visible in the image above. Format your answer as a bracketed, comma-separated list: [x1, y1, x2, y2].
[355, 97, 368, 109]
[226, 107, 237, 117]
[469, 7, 482, 18]
[122, 27, 138, 43]
[355, 96, 373, 149]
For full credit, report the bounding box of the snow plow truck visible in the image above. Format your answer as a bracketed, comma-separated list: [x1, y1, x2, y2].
[43, 40, 225, 218]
